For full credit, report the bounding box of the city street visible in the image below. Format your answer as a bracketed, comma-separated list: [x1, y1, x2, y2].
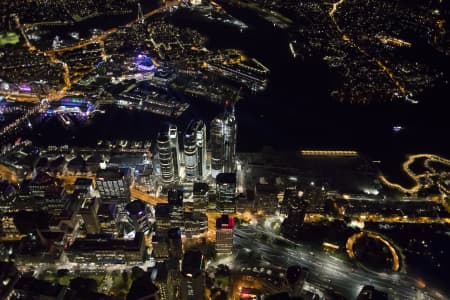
[233, 225, 444, 300]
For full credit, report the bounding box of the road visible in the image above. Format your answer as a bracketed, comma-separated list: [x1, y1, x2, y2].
[130, 187, 167, 206]
[46, 0, 180, 55]
[233, 224, 444, 300]
[380, 154, 450, 195]
[5, 0, 182, 103]
[328, 0, 406, 96]
[346, 231, 400, 272]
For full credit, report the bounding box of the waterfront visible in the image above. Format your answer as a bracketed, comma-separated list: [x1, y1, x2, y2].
[2, 2, 450, 300]
[22, 5, 450, 187]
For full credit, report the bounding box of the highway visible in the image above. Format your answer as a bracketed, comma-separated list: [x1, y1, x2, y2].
[233, 224, 444, 300]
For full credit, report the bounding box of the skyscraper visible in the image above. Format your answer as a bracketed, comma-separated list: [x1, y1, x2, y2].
[169, 124, 181, 178]
[183, 122, 198, 180]
[210, 103, 236, 178]
[192, 182, 209, 212]
[157, 131, 175, 183]
[183, 120, 207, 180]
[216, 173, 236, 213]
[215, 214, 234, 256]
[195, 121, 207, 179]
[168, 189, 184, 229]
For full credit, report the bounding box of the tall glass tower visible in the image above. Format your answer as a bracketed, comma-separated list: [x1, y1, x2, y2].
[157, 131, 174, 183]
[210, 103, 237, 178]
[195, 120, 207, 179]
[184, 120, 207, 180]
[184, 122, 198, 180]
[168, 124, 181, 178]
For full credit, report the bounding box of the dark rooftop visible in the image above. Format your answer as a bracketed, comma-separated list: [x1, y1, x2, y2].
[155, 204, 171, 219]
[193, 182, 209, 194]
[168, 189, 183, 206]
[14, 277, 66, 298]
[125, 200, 146, 216]
[216, 173, 236, 184]
[74, 177, 93, 187]
[126, 274, 158, 300]
[181, 249, 204, 277]
[96, 167, 126, 181]
[68, 232, 144, 252]
[168, 227, 181, 239]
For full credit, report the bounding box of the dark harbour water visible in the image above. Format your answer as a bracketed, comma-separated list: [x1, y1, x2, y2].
[17, 4, 450, 296]
[26, 4, 450, 184]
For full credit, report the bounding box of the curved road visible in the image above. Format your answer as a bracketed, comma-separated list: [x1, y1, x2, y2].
[233, 225, 444, 300]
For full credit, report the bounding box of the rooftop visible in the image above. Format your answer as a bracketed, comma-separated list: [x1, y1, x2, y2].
[182, 249, 204, 277]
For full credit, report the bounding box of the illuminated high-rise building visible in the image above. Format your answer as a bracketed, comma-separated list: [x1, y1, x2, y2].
[215, 214, 234, 256]
[184, 120, 207, 180]
[157, 131, 175, 183]
[183, 212, 208, 239]
[216, 173, 236, 213]
[168, 189, 184, 229]
[168, 124, 181, 178]
[183, 122, 198, 180]
[210, 104, 237, 178]
[210, 117, 224, 179]
[195, 121, 207, 179]
[192, 182, 209, 212]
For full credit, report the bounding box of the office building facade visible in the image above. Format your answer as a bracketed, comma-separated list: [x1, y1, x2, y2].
[192, 182, 209, 212]
[157, 131, 175, 183]
[169, 124, 181, 178]
[210, 104, 237, 178]
[183, 120, 207, 180]
[215, 214, 234, 256]
[216, 173, 236, 213]
[96, 168, 131, 203]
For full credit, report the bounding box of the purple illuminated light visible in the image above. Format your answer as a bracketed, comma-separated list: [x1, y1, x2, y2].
[19, 84, 32, 92]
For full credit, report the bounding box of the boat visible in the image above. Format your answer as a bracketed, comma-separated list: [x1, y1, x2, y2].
[405, 94, 419, 104]
[392, 125, 404, 133]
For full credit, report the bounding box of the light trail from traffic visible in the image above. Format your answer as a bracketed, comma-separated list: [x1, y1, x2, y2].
[234, 224, 444, 299]
[346, 231, 400, 272]
[379, 154, 450, 203]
